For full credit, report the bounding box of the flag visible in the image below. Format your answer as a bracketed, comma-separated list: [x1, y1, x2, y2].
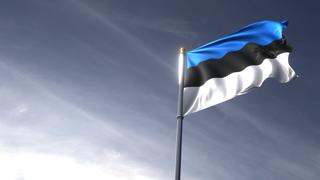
[183, 21, 296, 116]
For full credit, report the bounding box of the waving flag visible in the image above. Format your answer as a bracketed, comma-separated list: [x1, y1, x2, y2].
[182, 21, 296, 116]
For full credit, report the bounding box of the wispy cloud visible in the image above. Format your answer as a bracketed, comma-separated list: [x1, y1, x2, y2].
[108, 14, 198, 39]
[70, 0, 175, 72]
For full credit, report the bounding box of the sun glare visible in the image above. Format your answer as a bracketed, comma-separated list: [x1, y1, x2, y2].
[178, 53, 185, 85]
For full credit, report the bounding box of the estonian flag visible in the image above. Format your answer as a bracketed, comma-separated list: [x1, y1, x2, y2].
[183, 21, 296, 116]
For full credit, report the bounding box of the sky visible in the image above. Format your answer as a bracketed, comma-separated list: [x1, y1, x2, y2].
[0, 0, 319, 179]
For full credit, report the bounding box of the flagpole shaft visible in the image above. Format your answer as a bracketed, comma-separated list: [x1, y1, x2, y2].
[175, 116, 183, 180]
[175, 47, 186, 180]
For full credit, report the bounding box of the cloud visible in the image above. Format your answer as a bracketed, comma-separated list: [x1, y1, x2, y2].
[0, 60, 170, 179]
[0, 149, 157, 180]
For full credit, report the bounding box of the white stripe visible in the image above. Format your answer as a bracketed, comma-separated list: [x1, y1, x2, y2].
[183, 52, 295, 116]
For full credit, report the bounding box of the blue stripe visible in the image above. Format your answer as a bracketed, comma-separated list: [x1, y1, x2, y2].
[186, 21, 288, 68]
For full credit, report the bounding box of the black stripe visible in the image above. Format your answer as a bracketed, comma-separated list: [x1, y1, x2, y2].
[184, 39, 292, 87]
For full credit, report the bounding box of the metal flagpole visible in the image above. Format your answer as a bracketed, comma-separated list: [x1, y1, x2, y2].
[175, 47, 186, 180]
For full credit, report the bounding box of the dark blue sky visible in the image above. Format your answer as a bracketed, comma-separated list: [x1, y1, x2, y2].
[0, 0, 319, 179]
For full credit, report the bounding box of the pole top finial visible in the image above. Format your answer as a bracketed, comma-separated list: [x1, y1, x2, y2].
[180, 47, 186, 54]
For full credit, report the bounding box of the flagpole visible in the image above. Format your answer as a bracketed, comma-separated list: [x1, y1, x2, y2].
[175, 47, 186, 180]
